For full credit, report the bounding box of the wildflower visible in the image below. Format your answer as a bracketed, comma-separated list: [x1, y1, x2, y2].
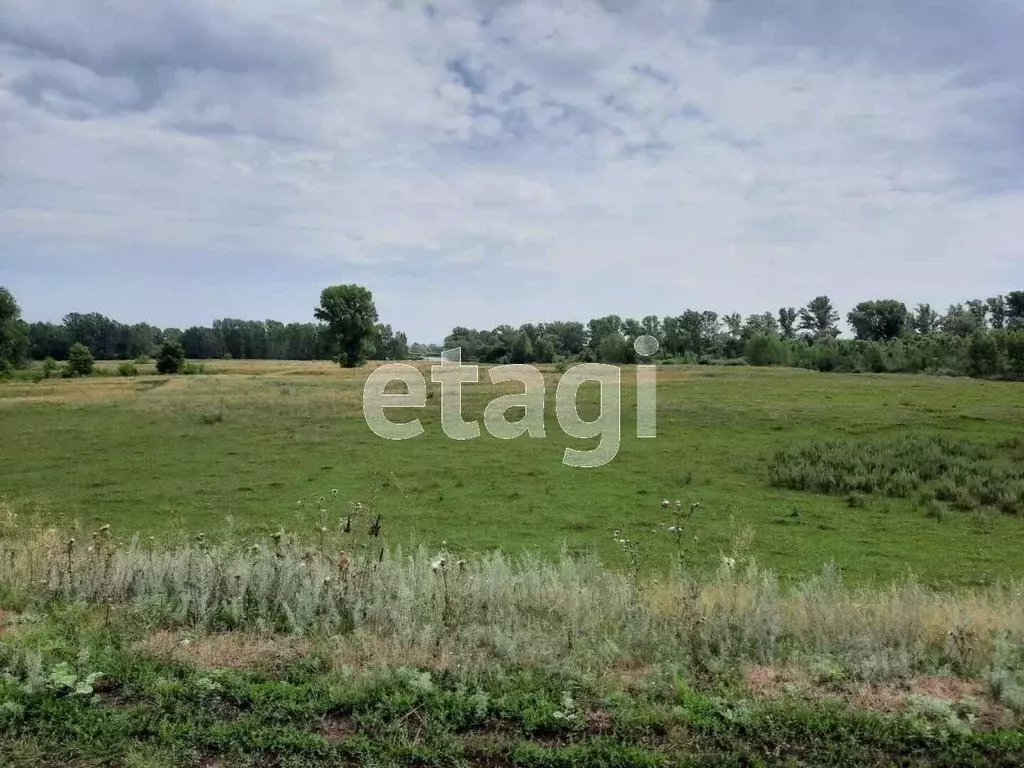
[431, 555, 447, 572]
[323, 576, 332, 584]
[661, 500, 670, 509]
[457, 559, 466, 571]
[296, 500, 303, 506]
[674, 500, 682, 509]
[319, 526, 327, 533]
[721, 555, 736, 569]
[98, 524, 110, 533]
[668, 526, 679, 533]
[330, 489, 339, 497]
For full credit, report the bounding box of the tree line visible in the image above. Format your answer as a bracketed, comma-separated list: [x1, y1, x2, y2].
[443, 293, 1024, 380]
[3, 285, 1024, 380]
[0, 286, 425, 371]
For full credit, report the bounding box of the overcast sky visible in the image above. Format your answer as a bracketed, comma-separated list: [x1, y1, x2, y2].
[2, 0, 1022, 342]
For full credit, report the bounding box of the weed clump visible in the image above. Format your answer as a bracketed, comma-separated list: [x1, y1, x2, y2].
[768, 435, 1024, 515]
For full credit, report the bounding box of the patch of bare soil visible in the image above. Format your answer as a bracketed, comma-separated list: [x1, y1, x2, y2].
[317, 713, 359, 742]
[743, 665, 1015, 730]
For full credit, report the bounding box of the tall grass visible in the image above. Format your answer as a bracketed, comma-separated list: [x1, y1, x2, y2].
[2, 525, 1022, 685]
[768, 435, 1024, 515]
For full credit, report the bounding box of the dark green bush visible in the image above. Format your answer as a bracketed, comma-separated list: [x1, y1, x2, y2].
[156, 341, 186, 374]
[66, 343, 94, 377]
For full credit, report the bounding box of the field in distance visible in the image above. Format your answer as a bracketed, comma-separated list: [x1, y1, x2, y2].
[2, 359, 1023, 586]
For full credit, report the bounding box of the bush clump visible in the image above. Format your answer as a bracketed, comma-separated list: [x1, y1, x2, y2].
[65, 343, 94, 377]
[768, 435, 1024, 515]
[156, 341, 186, 374]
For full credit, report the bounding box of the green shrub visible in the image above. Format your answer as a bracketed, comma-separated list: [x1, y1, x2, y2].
[66, 343, 94, 377]
[745, 334, 788, 366]
[156, 341, 186, 374]
[117, 362, 139, 377]
[41, 357, 59, 379]
[181, 361, 205, 375]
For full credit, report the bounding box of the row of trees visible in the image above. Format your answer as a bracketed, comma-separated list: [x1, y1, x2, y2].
[4, 284, 1024, 380]
[0, 292, 415, 368]
[440, 293, 1024, 379]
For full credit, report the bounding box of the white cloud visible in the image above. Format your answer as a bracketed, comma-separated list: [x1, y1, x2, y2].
[1, 0, 1022, 339]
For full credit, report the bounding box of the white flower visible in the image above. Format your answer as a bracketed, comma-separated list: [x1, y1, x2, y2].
[661, 499, 670, 509]
[721, 556, 736, 569]
[674, 500, 682, 508]
[668, 526, 679, 533]
[431, 555, 447, 572]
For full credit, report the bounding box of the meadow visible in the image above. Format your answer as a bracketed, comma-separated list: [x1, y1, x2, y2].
[3, 361, 1024, 765]
[2, 360, 1024, 586]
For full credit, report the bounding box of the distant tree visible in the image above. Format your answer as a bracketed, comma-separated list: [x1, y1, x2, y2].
[388, 330, 409, 361]
[620, 318, 644, 346]
[965, 299, 989, 328]
[533, 335, 556, 363]
[1006, 291, 1024, 329]
[62, 312, 120, 359]
[640, 315, 662, 342]
[587, 315, 622, 354]
[967, 332, 1000, 377]
[509, 331, 534, 364]
[987, 296, 1007, 329]
[723, 313, 743, 339]
[66, 342, 94, 377]
[314, 284, 379, 367]
[373, 324, 395, 360]
[546, 321, 586, 357]
[156, 340, 186, 374]
[596, 332, 632, 364]
[742, 312, 779, 340]
[912, 303, 941, 334]
[1005, 332, 1024, 378]
[672, 310, 718, 356]
[941, 304, 983, 337]
[799, 296, 840, 338]
[778, 307, 798, 340]
[0, 287, 26, 371]
[846, 299, 909, 341]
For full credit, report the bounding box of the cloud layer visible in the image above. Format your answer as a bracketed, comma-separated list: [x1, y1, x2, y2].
[3, 0, 1022, 339]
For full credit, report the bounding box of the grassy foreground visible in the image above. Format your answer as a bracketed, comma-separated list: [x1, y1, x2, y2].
[1, 525, 1023, 767]
[2, 361, 1024, 585]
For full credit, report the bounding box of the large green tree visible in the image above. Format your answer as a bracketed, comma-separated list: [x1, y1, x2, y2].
[778, 307, 798, 340]
[314, 284, 379, 367]
[1, 287, 28, 372]
[798, 296, 840, 338]
[912, 303, 941, 334]
[847, 299, 909, 341]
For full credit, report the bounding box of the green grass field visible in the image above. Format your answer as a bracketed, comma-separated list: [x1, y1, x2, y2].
[2, 361, 1024, 586]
